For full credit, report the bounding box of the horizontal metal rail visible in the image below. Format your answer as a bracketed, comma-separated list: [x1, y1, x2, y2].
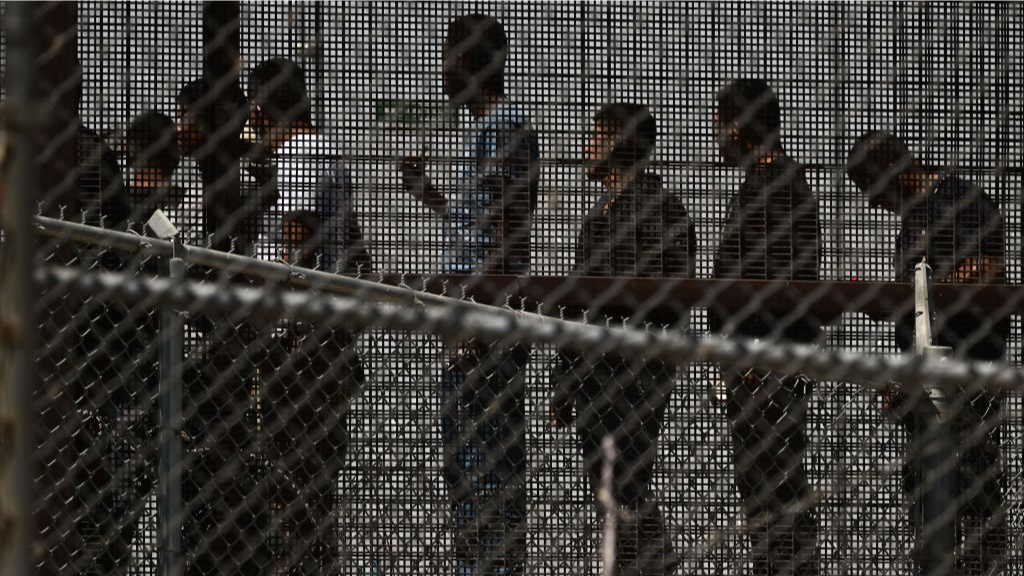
[33, 214, 477, 309]
[36, 264, 1024, 393]
[33, 215, 1024, 322]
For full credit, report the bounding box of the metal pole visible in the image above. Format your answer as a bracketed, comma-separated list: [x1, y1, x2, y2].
[600, 435, 617, 576]
[157, 238, 185, 576]
[35, 260, 1024, 395]
[913, 260, 956, 576]
[1, 3, 41, 575]
[201, 1, 243, 253]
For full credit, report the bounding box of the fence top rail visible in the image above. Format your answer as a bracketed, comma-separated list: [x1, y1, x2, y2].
[33, 215, 1024, 322]
[35, 264, 1024, 394]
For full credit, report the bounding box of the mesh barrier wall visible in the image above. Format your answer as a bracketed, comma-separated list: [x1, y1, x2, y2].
[2, 2, 1023, 576]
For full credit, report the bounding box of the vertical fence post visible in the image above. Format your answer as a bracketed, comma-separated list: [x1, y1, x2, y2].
[913, 260, 956, 576]
[600, 435, 617, 576]
[157, 228, 185, 576]
[1, 4, 40, 574]
[201, 1, 244, 253]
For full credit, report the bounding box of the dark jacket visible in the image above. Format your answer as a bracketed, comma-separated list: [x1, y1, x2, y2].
[895, 175, 1008, 361]
[573, 173, 696, 280]
[709, 154, 821, 343]
[552, 173, 696, 397]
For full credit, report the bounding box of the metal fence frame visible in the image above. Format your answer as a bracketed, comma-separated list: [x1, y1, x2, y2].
[34, 219, 1024, 576]
[1, 3, 40, 575]
[8, 2, 1024, 575]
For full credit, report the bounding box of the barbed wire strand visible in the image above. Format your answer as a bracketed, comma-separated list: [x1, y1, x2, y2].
[36, 265, 1024, 394]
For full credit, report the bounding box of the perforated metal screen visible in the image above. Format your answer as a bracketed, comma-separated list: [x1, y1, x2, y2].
[2, 2, 1023, 576]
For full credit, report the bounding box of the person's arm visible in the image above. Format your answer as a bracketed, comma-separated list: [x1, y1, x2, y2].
[281, 215, 314, 265]
[399, 156, 449, 215]
[548, 218, 591, 427]
[548, 351, 577, 427]
[343, 217, 374, 274]
[662, 194, 697, 279]
[571, 217, 592, 277]
[788, 168, 821, 283]
[480, 120, 538, 275]
[950, 256, 1002, 284]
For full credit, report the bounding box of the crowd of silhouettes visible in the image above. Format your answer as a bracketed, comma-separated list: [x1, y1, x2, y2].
[61, 11, 1010, 576]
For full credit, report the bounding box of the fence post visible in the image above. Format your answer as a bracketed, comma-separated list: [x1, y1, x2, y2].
[913, 260, 956, 576]
[201, 1, 244, 253]
[154, 212, 185, 576]
[600, 435, 617, 576]
[2, 4, 41, 574]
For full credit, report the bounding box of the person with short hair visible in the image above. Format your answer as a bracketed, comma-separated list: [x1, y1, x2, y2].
[847, 130, 1007, 576]
[175, 78, 247, 160]
[174, 77, 273, 576]
[246, 57, 371, 575]
[400, 14, 539, 576]
[550, 103, 694, 576]
[68, 106, 182, 576]
[280, 209, 324, 268]
[74, 109, 183, 576]
[174, 77, 250, 248]
[124, 110, 184, 217]
[711, 79, 822, 576]
[247, 57, 371, 272]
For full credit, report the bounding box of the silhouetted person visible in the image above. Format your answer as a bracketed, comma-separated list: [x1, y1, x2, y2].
[550, 103, 694, 576]
[70, 107, 184, 576]
[74, 110, 187, 576]
[124, 110, 185, 217]
[176, 78, 272, 576]
[248, 57, 371, 575]
[175, 78, 250, 247]
[68, 75, 139, 576]
[710, 79, 821, 576]
[400, 14, 539, 576]
[847, 131, 1007, 576]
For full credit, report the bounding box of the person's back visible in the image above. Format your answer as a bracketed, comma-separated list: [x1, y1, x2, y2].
[710, 79, 821, 576]
[446, 97, 538, 274]
[846, 131, 1007, 576]
[894, 175, 1008, 360]
[893, 174, 1007, 576]
[78, 125, 128, 229]
[711, 153, 821, 342]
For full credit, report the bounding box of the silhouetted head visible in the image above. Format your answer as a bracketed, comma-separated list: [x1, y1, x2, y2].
[586, 103, 657, 182]
[125, 110, 180, 180]
[175, 79, 207, 156]
[715, 79, 782, 166]
[248, 58, 313, 131]
[847, 130, 918, 213]
[176, 78, 247, 156]
[442, 14, 508, 106]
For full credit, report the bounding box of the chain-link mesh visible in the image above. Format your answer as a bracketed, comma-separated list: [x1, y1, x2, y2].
[3, 2, 1024, 576]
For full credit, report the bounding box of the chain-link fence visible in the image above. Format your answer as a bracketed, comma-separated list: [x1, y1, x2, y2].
[3, 2, 1024, 576]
